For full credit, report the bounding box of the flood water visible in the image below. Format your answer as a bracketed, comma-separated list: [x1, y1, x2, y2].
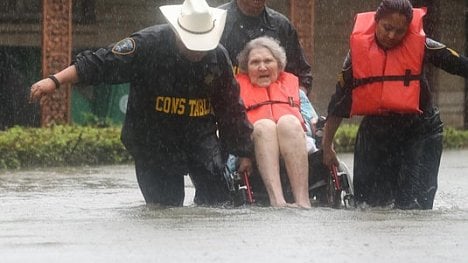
[1, 150, 468, 262]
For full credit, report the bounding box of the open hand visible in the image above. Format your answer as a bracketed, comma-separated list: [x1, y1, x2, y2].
[30, 78, 57, 102]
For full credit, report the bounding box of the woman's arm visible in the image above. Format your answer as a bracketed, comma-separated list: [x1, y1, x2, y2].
[426, 38, 468, 78]
[321, 115, 342, 169]
[299, 89, 317, 137]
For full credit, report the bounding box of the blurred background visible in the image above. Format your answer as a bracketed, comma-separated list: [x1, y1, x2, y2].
[0, 0, 466, 129]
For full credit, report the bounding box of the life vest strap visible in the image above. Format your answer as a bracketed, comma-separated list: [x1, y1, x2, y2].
[246, 97, 299, 112]
[353, 69, 421, 88]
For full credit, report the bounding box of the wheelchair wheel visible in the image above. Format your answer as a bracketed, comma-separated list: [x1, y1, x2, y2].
[337, 161, 355, 209]
[232, 188, 248, 207]
[312, 161, 353, 208]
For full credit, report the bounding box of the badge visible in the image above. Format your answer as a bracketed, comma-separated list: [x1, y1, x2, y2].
[204, 74, 214, 86]
[112, 38, 136, 55]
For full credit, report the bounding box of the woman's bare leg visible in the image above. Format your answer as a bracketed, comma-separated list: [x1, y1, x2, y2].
[253, 119, 287, 207]
[277, 115, 311, 208]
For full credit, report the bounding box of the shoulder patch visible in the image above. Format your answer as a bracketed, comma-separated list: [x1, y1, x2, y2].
[447, 48, 460, 58]
[425, 38, 446, 50]
[112, 38, 136, 55]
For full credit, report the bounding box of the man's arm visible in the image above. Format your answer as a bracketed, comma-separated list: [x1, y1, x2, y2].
[30, 65, 79, 101]
[283, 22, 313, 93]
[212, 47, 254, 159]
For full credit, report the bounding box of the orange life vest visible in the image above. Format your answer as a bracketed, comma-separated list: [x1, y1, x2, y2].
[350, 8, 426, 116]
[236, 72, 305, 128]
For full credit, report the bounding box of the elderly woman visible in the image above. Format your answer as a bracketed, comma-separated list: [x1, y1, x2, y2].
[236, 37, 311, 208]
[322, 0, 468, 209]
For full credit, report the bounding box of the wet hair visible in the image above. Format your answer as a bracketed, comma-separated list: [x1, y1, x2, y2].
[375, 0, 413, 23]
[236, 36, 287, 73]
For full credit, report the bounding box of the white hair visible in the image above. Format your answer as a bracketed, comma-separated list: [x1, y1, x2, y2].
[236, 36, 287, 73]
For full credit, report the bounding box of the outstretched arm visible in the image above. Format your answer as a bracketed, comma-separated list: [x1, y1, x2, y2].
[426, 39, 468, 78]
[30, 65, 79, 102]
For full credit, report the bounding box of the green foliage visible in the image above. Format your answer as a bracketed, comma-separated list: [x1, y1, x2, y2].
[332, 124, 468, 152]
[333, 124, 359, 153]
[0, 124, 467, 169]
[0, 125, 132, 170]
[79, 112, 115, 128]
[443, 127, 468, 149]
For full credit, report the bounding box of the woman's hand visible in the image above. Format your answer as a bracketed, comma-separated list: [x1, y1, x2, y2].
[320, 115, 343, 169]
[322, 145, 340, 169]
[237, 157, 253, 175]
[29, 78, 57, 102]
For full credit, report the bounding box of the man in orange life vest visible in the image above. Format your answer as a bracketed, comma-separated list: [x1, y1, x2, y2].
[322, 0, 468, 209]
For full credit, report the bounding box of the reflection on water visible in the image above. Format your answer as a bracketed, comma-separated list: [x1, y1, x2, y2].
[1, 151, 468, 262]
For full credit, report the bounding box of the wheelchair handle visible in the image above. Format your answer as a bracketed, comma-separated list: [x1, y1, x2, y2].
[330, 165, 342, 192]
[242, 172, 255, 204]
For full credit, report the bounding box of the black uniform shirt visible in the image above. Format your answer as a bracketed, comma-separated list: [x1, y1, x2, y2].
[219, 0, 313, 92]
[73, 24, 253, 159]
[328, 38, 468, 118]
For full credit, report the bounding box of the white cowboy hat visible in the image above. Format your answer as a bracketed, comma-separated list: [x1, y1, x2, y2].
[160, 0, 227, 51]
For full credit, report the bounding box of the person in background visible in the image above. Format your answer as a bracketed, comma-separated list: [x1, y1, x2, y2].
[29, 0, 253, 207]
[219, 0, 319, 150]
[322, 0, 468, 209]
[218, 0, 313, 95]
[236, 36, 311, 208]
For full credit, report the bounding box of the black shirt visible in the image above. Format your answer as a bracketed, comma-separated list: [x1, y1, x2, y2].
[218, 0, 313, 92]
[73, 24, 254, 159]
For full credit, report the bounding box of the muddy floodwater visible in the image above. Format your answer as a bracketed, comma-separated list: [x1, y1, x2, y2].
[1, 150, 468, 262]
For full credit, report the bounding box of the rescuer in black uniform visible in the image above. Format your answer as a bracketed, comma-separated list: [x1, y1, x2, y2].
[218, 0, 313, 94]
[30, 0, 253, 207]
[322, 0, 468, 210]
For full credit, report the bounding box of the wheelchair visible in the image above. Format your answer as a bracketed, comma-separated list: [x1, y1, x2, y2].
[224, 117, 355, 208]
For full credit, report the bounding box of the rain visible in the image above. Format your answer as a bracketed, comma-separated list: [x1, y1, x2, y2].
[1, 0, 468, 262]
